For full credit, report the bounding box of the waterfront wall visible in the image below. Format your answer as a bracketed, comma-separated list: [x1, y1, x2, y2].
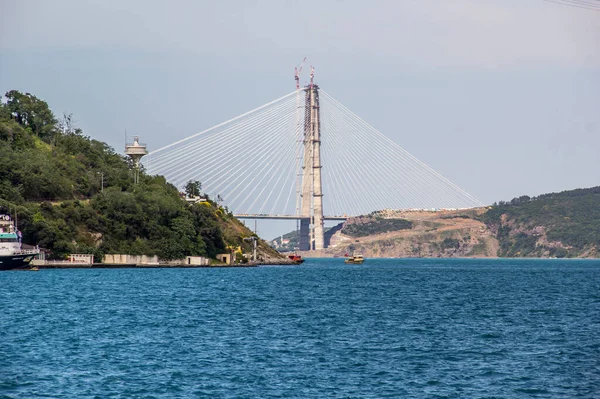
[103, 254, 209, 266]
[103, 254, 159, 265]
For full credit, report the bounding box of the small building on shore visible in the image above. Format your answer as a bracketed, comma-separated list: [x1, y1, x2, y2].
[185, 256, 209, 266]
[216, 253, 232, 265]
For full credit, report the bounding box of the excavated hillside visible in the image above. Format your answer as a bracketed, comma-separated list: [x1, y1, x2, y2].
[301, 208, 499, 258]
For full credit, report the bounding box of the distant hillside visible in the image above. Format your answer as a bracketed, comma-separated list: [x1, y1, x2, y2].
[0, 90, 283, 262]
[271, 229, 300, 252]
[480, 187, 600, 258]
[271, 224, 343, 251]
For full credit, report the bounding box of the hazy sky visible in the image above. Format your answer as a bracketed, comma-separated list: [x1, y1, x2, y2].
[1, 0, 599, 238]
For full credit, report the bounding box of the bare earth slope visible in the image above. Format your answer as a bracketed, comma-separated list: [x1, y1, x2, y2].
[301, 208, 499, 258]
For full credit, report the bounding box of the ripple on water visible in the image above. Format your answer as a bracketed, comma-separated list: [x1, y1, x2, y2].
[1, 259, 599, 398]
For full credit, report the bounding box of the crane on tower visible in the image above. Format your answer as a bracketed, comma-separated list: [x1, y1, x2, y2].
[294, 57, 307, 90]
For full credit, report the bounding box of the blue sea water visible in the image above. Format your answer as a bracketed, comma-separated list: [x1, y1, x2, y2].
[1, 258, 599, 398]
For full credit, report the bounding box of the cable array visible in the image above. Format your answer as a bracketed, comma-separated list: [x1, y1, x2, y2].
[541, 0, 600, 11]
[319, 90, 483, 215]
[144, 88, 484, 217]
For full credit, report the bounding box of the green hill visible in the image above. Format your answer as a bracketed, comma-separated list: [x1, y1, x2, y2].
[480, 187, 600, 258]
[341, 214, 413, 237]
[0, 90, 279, 262]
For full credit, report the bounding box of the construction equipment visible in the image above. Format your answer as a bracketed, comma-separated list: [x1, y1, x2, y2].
[294, 57, 307, 90]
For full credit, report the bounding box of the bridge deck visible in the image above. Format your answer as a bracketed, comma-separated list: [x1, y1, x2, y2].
[234, 214, 348, 221]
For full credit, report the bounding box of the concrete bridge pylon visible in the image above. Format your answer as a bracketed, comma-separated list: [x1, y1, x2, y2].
[299, 82, 324, 251]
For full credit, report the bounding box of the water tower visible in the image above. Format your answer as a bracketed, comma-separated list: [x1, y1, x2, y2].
[125, 136, 148, 184]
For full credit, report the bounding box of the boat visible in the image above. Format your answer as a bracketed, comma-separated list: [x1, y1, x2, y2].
[287, 254, 305, 264]
[0, 214, 39, 270]
[344, 254, 365, 264]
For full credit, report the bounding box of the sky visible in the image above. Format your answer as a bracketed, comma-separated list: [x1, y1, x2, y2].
[1, 0, 599, 239]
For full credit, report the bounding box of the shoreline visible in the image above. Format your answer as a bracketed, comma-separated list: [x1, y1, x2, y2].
[11, 257, 600, 270]
[26, 260, 297, 270]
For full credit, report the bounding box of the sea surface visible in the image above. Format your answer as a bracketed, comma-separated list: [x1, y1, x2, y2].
[1, 258, 599, 398]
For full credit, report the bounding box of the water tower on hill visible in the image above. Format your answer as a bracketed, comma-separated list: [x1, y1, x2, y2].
[125, 136, 147, 184]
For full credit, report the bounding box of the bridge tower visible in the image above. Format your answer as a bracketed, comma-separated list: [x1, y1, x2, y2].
[299, 69, 324, 251]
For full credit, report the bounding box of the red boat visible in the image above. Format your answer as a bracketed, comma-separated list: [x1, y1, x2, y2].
[288, 254, 305, 264]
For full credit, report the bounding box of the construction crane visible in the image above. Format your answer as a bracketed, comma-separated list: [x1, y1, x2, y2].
[294, 57, 307, 90]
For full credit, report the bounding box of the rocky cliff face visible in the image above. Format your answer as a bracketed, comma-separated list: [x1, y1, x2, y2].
[479, 187, 600, 258]
[484, 213, 596, 258]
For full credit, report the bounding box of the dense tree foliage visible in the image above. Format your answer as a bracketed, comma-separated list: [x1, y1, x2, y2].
[342, 216, 413, 237]
[4, 90, 57, 140]
[441, 237, 461, 250]
[480, 187, 600, 257]
[0, 93, 132, 202]
[185, 180, 202, 197]
[0, 90, 257, 261]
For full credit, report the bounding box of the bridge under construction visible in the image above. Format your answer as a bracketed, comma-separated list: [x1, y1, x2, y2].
[144, 66, 483, 251]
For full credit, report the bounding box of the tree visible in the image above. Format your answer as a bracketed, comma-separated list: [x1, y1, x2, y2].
[0, 101, 10, 119]
[58, 113, 80, 135]
[4, 90, 57, 141]
[185, 180, 202, 197]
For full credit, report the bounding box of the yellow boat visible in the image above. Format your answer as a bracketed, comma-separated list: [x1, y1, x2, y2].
[344, 254, 364, 264]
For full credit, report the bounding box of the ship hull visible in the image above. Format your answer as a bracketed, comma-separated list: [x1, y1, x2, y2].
[0, 254, 37, 270]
